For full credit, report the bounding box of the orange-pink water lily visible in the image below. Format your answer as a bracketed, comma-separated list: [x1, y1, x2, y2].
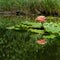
[36, 39, 46, 45]
[36, 16, 46, 22]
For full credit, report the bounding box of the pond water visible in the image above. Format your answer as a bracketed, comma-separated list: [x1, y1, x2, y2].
[0, 16, 60, 60]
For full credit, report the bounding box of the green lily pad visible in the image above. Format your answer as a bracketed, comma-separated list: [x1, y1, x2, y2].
[6, 26, 15, 29]
[29, 29, 44, 34]
[43, 35, 56, 39]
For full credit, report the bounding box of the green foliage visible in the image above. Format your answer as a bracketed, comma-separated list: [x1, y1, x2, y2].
[0, 0, 60, 16]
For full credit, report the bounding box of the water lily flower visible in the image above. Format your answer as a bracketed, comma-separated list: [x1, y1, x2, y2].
[36, 16, 46, 22]
[36, 39, 46, 45]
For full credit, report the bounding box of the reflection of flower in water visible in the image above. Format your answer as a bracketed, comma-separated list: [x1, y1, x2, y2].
[36, 39, 46, 45]
[36, 16, 46, 22]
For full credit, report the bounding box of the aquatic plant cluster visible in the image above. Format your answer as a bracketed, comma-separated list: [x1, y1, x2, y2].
[7, 16, 60, 45]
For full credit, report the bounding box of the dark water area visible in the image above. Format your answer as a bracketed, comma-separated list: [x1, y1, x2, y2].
[0, 13, 60, 60]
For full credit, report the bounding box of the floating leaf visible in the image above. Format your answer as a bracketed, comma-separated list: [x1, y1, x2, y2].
[43, 35, 56, 39]
[21, 21, 42, 28]
[6, 26, 15, 29]
[29, 29, 44, 34]
[43, 22, 60, 33]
